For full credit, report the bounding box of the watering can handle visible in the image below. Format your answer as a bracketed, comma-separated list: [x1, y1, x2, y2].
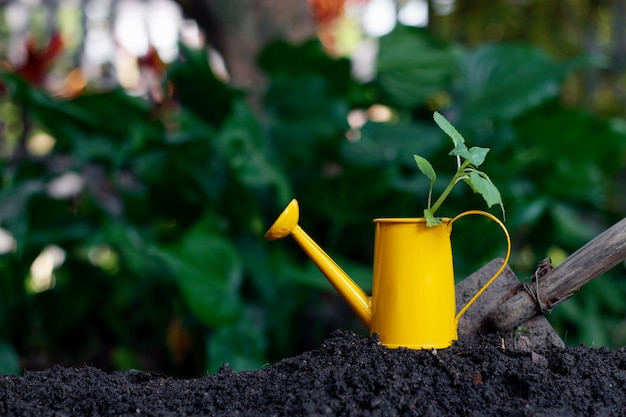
[450, 210, 512, 324]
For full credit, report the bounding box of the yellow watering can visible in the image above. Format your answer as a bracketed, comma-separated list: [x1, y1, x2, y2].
[265, 199, 511, 349]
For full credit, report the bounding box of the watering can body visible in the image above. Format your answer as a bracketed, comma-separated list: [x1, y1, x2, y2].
[371, 218, 456, 348]
[265, 199, 511, 349]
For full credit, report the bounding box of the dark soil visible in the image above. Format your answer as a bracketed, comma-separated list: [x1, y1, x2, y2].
[2, 330, 626, 417]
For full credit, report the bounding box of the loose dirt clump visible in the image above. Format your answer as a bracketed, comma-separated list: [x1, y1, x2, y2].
[2, 330, 626, 416]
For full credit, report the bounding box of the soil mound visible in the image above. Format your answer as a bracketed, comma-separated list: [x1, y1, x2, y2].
[2, 330, 626, 416]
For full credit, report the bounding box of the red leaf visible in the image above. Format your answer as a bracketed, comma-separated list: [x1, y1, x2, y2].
[308, 0, 347, 26]
[17, 31, 65, 85]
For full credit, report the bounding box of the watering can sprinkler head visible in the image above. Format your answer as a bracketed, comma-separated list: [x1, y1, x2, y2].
[264, 199, 299, 241]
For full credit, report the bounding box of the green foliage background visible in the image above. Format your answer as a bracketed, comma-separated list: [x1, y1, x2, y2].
[1, 27, 625, 376]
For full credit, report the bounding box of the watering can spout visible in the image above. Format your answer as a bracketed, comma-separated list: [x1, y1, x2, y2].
[264, 199, 372, 327]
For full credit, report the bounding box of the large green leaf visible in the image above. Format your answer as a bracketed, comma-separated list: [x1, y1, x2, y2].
[1, 72, 164, 158]
[207, 308, 267, 372]
[340, 120, 442, 167]
[550, 203, 602, 247]
[259, 39, 358, 178]
[258, 39, 353, 96]
[0, 72, 102, 149]
[460, 44, 593, 120]
[0, 179, 44, 223]
[215, 101, 291, 202]
[167, 44, 243, 128]
[375, 26, 461, 108]
[0, 72, 99, 128]
[156, 218, 244, 327]
[512, 101, 626, 202]
[68, 89, 162, 139]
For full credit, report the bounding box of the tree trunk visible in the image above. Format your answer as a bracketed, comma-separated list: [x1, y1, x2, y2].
[174, 0, 316, 95]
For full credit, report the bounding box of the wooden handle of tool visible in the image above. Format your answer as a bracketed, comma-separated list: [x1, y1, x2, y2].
[490, 217, 626, 331]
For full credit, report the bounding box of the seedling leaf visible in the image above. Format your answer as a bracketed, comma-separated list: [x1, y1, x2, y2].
[467, 170, 505, 218]
[413, 154, 436, 184]
[449, 143, 490, 168]
[449, 141, 471, 160]
[419, 111, 504, 226]
[434, 111, 464, 147]
[468, 147, 489, 166]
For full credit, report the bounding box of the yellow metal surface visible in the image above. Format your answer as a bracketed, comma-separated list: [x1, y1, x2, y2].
[264, 200, 511, 349]
[264, 199, 300, 241]
[371, 218, 456, 348]
[450, 210, 512, 326]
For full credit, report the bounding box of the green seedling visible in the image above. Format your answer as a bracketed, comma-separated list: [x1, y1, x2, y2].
[414, 112, 505, 226]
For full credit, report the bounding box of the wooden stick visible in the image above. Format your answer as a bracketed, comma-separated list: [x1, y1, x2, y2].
[490, 217, 626, 331]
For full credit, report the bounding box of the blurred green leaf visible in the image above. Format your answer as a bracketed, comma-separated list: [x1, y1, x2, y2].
[111, 346, 143, 371]
[460, 44, 592, 120]
[1, 73, 163, 155]
[216, 100, 290, 201]
[508, 198, 549, 227]
[263, 75, 349, 167]
[0, 179, 44, 222]
[0, 72, 98, 128]
[258, 39, 353, 96]
[67, 89, 160, 138]
[340, 121, 442, 167]
[207, 309, 267, 372]
[157, 218, 244, 327]
[511, 102, 626, 205]
[375, 26, 460, 108]
[168, 44, 243, 127]
[0, 342, 20, 375]
[550, 204, 602, 247]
